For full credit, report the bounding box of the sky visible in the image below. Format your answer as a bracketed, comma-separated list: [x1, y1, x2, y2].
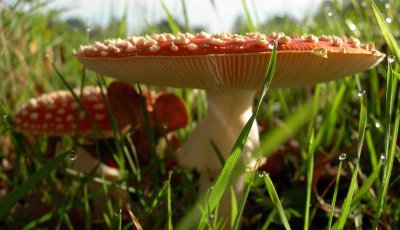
[49, 0, 326, 33]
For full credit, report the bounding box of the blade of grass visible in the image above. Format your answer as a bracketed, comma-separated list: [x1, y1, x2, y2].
[167, 172, 173, 230]
[0, 151, 70, 217]
[372, 62, 399, 228]
[22, 212, 54, 230]
[241, 0, 256, 31]
[394, 70, 400, 80]
[261, 209, 277, 230]
[83, 184, 92, 230]
[264, 173, 291, 230]
[303, 85, 321, 229]
[232, 160, 260, 230]
[160, 0, 180, 34]
[144, 180, 168, 224]
[210, 139, 225, 167]
[370, 0, 400, 63]
[327, 157, 344, 230]
[198, 43, 277, 228]
[117, 1, 128, 37]
[333, 90, 368, 230]
[128, 209, 143, 230]
[304, 129, 315, 230]
[350, 162, 382, 210]
[180, 0, 191, 32]
[230, 186, 238, 228]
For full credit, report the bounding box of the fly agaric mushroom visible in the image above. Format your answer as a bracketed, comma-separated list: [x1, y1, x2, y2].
[13, 86, 123, 138]
[106, 81, 188, 166]
[12, 86, 131, 217]
[75, 32, 385, 220]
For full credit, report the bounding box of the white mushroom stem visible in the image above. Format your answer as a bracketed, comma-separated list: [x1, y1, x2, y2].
[177, 89, 260, 220]
[72, 147, 128, 217]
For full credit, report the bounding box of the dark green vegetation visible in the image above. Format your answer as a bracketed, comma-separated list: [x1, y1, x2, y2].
[0, 0, 399, 229]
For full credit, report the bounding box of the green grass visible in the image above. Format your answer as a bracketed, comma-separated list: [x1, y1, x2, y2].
[0, 0, 400, 229]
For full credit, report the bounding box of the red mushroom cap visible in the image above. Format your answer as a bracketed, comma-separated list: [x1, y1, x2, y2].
[75, 32, 385, 89]
[13, 86, 114, 138]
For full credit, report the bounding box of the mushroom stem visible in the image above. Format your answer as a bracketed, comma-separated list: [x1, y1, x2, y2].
[72, 147, 127, 218]
[177, 89, 259, 221]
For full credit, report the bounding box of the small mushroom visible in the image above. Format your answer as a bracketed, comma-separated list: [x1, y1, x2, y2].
[12, 86, 128, 217]
[75, 32, 385, 221]
[13, 86, 122, 138]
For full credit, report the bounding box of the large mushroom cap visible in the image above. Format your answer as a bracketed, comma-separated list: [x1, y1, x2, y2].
[76, 32, 385, 89]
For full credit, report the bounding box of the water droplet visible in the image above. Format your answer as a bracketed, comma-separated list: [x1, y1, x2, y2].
[68, 150, 77, 161]
[209, 186, 214, 191]
[209, 214, 214, 220]
[258, 171, 269, 177]
[385, 17, 392, 24]
[385, 3, 390, 9]
[339, 153, 347, 161]
[361, 2, 367, 8]
[162, 123, 168, 130]
[375, 122, 381, 129]
[349, 23, 357, 31]
[380, 153, 386, 161]
[327, 12, 333, 17]
[357, 90, 366, 97]
[115, 209, 122, 216]
[387, 55, 395, 63]
[86, 27, 92, 33]
[268, 40, 277, 50]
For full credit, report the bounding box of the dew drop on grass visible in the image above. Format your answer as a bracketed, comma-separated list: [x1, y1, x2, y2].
[348, 23, 357, 31]
[68, 150, 77, 161]
[258, 171, 269, 177]
[339, 153, 347, 161]
[380, 153, 386, 162]
[357, 90, 366, 97]
[115, 209, 122, 217]
[387, 55, 395, 63]
[385, 3, 391, 9]
[162, 123, 168, 131]
[268, 40, 276, 50]
[86, 27, 92, 33]
[2, 115, 7, 124]
[375, 122, 381, 129]
[361, 2, 367, 8]
[327, 12, 333, 17]
[385, 17, 392, 23]
[209, 214, 214, 220]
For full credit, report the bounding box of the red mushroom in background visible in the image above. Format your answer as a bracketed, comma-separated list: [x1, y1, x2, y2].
[74, 31, 385, 221]
[13, 86, 119, 138]
[12, 83, 188, 217]
[12, 86, 127, 218]
[106, 81, 188, 166]
[13, 82, 188, 167]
